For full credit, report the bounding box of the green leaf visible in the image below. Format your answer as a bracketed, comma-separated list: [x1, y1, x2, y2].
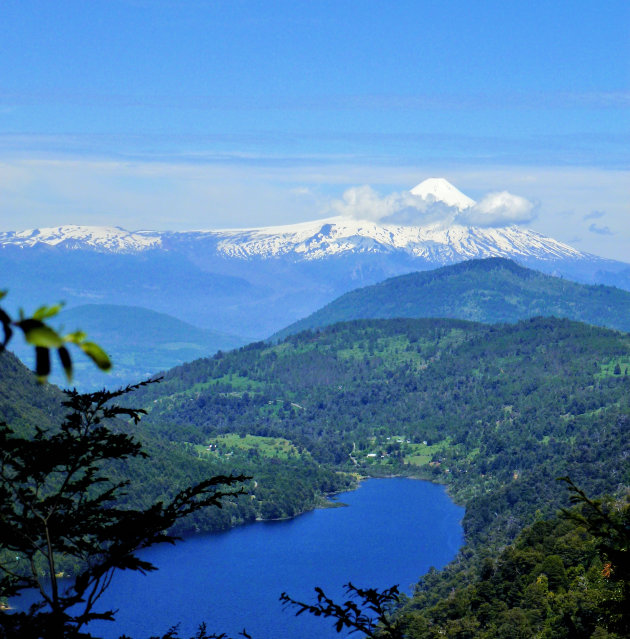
[32, 303, 64, 321]
[80, 341, 112, 371]
[64, 330, 88, 344]
[20, 322, 64, 348]
[0, 289, 6, 301]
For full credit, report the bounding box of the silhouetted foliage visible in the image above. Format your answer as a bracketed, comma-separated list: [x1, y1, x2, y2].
[280, 582, 403, 638]
[0, 381, 248, 638]
[120, 621, 253, 639]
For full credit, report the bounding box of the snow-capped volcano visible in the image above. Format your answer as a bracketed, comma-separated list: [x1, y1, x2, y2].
[410, 177, 475, 210]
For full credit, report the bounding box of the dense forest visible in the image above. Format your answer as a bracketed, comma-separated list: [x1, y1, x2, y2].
[395, 486, 629, 638]
[133, 317, 630, 553]
[2, 313, 629, 636]
[275, 258, 630, 339]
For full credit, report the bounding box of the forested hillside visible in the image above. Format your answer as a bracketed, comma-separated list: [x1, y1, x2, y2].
[397, 490, 629, 638]
[3, 315, 628, 636]
[135, 317, 630, 554]
[275, 258, 630, 339]
[0, 351, 354, 542]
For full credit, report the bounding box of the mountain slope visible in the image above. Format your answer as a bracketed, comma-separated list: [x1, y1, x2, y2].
[275, 258, 630, 339]
[0, 348, 353, 536]
[0, 350, 66, 434]
[9, 304, 249, 390]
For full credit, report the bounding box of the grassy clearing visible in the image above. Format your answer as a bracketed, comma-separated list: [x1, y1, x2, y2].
[403, 439, 452, 466]
[353, 435, 452, 467]
[597, 357, 630, 379]
[195, 433, 304, 460]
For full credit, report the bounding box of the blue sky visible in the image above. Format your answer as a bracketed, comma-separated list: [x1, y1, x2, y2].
[1, 0, 629, 259]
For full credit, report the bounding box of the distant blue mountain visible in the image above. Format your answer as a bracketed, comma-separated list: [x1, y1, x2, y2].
[274, 258, 630, 339]
[10, 304, 248, 390]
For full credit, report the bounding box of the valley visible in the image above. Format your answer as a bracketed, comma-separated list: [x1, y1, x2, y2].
[3, 3, 628, 636]
[2, 271, 629, 637]
[131, 316, 629, 554]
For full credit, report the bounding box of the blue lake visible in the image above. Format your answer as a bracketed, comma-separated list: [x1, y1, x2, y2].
[16, 478, 464, 638]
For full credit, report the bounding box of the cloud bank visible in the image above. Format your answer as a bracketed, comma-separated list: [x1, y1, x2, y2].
[458, 191, 537, 227]
[331, 186, 537, 228]
[330, 186, 445, 225]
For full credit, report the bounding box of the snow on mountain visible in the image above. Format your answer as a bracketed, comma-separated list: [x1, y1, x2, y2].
[2, 179, 627, 339]
[196, 217, 584, 263]
[0, 217, 586, 263]
[0, 225, 162, 252]
[410, 177, 476, 210]
[0, 180, 588, 263]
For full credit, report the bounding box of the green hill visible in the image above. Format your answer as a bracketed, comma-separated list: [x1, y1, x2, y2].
[136, 316, 630, 554]
[274, 258, 630, 339]
[0, 350, 353, 539]
[10, 304, 249, 390]
[397, 496, 630, 638]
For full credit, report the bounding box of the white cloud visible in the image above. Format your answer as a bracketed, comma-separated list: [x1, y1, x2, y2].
[330, 186, 457, 225]
[457, 191, 537, 227]
[330, 186, 537, 229]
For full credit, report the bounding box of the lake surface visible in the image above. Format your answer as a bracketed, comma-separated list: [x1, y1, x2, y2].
[16, 478, 464, 638]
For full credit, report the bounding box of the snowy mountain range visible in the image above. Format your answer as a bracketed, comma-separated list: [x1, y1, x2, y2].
[0, 178, 592, 265]
[0, 178, 585, 263]
[0, 217, 585, 262]
[2, 178, 628, 338]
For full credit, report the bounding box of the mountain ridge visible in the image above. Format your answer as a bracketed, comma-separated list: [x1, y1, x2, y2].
[0, 178, 593, 263]
[0, 217, 591, 263]
[274, 257, 630, 339]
